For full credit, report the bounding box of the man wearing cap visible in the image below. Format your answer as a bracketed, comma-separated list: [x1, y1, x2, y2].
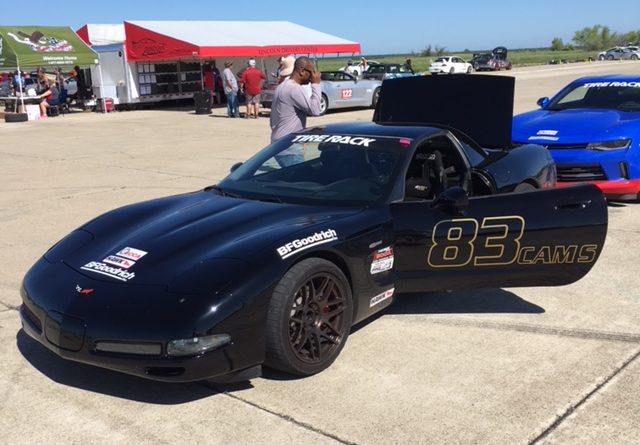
[269, 56, 322, 165]
[222, 61, 239, 118]
[240, 59, 266, 119]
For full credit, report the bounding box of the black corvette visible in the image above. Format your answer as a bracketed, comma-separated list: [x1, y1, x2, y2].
[20, 76, 608, 382]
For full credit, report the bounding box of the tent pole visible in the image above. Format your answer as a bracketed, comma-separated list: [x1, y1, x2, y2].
[97, 62, 106, 113]
[17, 60, 25, 113]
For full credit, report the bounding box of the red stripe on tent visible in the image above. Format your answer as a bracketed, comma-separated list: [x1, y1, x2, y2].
[199, 44, 361, 58]
[125, 22, 199, 62]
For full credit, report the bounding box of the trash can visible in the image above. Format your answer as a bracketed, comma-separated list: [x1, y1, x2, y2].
[194, 91, 213, 115]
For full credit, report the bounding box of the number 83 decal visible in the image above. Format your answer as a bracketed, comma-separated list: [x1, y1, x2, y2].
[427, 216, 525, 268]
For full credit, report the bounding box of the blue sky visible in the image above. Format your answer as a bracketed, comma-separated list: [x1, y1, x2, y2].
[11, 0, 640, 54]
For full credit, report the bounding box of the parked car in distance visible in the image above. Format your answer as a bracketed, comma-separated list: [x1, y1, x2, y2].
[428, 56, 473, 74]
[363, 63, 414, 81]
[339, 60, 380, 77]
[473, 46, 512, 71]
[597, 46, 639, 61]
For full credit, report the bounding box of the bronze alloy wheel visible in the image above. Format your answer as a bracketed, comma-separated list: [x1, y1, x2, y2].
[287, 272, 348, 364]
[266, 258, 353, 375]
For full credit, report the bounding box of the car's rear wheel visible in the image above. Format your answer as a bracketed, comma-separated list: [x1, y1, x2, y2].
[598, 54, 605, 61]
[466, 66, 472, 73]
[370, 87, 381, 108]
[606, 55, 614, 60]
[265, 258, 353, 375]
[319, 94, 328, 116]
[631, 54, 639, 60]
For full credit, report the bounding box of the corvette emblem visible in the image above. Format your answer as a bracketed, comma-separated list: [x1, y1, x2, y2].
[75, 285, 94, 296]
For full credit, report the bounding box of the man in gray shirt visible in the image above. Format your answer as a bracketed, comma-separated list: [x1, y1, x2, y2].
[222, 61, 239, 118]
[269, 57, 322, 151]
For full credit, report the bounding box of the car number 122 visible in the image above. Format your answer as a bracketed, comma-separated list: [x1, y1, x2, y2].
[341, 89, 353, 99]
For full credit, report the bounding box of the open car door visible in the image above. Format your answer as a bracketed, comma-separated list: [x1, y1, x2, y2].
[391, 184, 607, 293]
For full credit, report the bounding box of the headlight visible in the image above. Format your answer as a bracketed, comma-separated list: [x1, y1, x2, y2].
[587, 139, 631, 151]
[167, 333, 231, 357]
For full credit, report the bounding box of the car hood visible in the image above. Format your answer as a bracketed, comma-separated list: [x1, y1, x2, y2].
[63, 190, 359, 285]
[513, 109, 640, 144]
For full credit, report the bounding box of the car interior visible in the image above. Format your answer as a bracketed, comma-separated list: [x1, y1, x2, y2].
[404, 136, 473, 200]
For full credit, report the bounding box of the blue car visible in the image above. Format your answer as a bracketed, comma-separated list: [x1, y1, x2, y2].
[512, 75, 640, 200]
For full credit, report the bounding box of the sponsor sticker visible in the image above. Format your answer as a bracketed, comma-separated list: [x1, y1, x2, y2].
[81, 261, 136, 282]
[536, 129, 558, 136]
[370, 288, 395, 308]
[103, 255, 136, 269]
[277, 229, 338, 259]
[370, 247, 394, 274]
[116, 247, 148, 261]
[291, 134, 376, 147]
[582, 81, 640, 88]
[528, 135, 559, 141]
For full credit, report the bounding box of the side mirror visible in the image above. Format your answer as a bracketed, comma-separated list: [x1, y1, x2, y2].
[431, 187, 469, 210]
[536, 97, 550, 108]
[230, 162, 243, 173]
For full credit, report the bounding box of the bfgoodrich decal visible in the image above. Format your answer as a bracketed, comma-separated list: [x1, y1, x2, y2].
[277, 229, 338, 259]
[81, 261, 136, 282]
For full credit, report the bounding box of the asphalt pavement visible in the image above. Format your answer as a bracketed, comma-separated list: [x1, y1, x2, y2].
[1, 61, 639, 444]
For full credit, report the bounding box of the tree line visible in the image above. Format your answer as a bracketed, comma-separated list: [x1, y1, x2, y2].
[552, 25, 640, 51]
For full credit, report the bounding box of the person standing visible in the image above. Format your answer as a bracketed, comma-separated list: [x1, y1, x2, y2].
[269, 56, 322, 164]
[403, 58, 415, 74]
[222, 61, 239, 118]
[240, 59, 266, 119]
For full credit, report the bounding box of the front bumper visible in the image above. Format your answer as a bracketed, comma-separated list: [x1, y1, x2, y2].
[19, 259, 266, 382]
[556, 179, 640, 201]
[19, 302, 254, 382]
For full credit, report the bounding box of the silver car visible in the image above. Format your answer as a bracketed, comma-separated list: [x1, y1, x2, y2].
[598, 46, 640, 60]
[261, 71, 382, 116]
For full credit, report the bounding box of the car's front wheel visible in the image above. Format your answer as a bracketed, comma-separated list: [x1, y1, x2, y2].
[467, 66, 472, 73]
[265, 258, 353, 375]
[319, 94, 328, 116]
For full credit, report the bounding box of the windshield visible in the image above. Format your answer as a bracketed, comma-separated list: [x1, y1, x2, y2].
[217, 133, 408, 206]
[546, 81, 640, 112]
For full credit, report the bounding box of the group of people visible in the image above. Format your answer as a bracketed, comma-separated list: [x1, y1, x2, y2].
[215, 55, 322, 160]
[9, 68, 60, 118]
[5, 65, 87, 118]
[201, 59, 264, 119]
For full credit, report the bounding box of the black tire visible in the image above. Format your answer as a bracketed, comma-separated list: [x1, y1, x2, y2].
[319, 94, 328, 116]
[449, 67, 455, 74]
[370, 87, 381, 108]
[631, 54, 639, 60]
[466, 66, 472, 73]
[265, 258, 353, 376]
[598, 54, 605, 61]
[606, 55, 614, 60]
[514, 182, 536, 193]
[4, 113, 28, 123]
